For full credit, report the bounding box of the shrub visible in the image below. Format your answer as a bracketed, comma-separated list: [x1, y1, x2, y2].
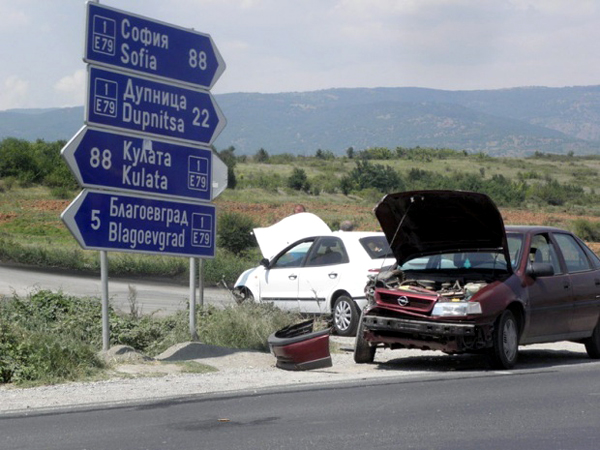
[342, 160, 404, 194]
[287, 167, 311, 192]
[197, 303, 301, 352]
[217, 212, 258, 255]
[571, 219, 600, 242]
[254, 148, 270, 163]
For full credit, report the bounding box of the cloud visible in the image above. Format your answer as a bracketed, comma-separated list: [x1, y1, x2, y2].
[0, 3, 29, 32]
[54, 69, 86, 107]
[0, 76, 29, 110]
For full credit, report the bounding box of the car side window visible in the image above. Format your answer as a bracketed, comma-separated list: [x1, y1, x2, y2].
[305, 237, 348, 267]
[554, 233, 592, 273]
[578, 238, 600, 269]
[529, 234, 562, 275]
[272, 241, 313, 269]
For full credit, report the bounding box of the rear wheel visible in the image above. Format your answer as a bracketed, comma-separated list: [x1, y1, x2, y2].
[584, 320, 600, 359]
[354, 312, 376, 363]
[333, 295, 359, 336]
[488, 310, 519, 370]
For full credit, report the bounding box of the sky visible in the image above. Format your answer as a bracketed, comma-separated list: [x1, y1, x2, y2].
[1, 0, 600, 111]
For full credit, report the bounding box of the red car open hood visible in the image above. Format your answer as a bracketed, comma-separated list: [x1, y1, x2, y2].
[374, 190, 511, 267]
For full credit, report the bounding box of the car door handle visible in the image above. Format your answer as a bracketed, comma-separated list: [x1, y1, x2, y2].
[564, 283, 570, 289]
[329, 272, 338, 279]
[288, 274, 297, 280]
[595, 279, 600, 286]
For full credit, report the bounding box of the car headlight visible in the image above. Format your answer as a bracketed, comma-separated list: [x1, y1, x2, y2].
[431, 301, 482, 317]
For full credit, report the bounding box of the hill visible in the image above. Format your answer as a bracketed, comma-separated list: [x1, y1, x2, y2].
[2, 86, 600, 156]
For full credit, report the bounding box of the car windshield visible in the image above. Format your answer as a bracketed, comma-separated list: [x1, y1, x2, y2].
[360, 236, 394, 259]
[399, 234, 524, 272]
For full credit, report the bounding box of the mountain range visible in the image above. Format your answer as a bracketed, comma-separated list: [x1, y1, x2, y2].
[2, 85, 600, 157]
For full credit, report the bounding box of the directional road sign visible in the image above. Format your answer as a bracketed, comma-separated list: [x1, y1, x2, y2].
[86, 66, 226, 146]
[61, 189, 216, 258]
[85, 1, 225, 89]
[61, 126, 228, 202]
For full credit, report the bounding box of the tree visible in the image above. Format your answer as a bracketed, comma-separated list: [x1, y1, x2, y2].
[347, 160, 404, 193]
[287, 167, 310, 192]
[218, 146, 237, 189]
[217, 212, 257, 254]
[254, 148, 269, 163]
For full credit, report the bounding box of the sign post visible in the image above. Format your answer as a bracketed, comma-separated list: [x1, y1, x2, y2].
[62, 2, 227, 348]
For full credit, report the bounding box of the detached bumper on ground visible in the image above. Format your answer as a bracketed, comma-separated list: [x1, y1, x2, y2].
[268, 320, 333, 371]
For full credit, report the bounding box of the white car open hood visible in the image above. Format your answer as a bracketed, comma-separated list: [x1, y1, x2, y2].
[253, 213, 332, 259]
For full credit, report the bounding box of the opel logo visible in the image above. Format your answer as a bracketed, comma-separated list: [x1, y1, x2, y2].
[398, 296, 409, 307]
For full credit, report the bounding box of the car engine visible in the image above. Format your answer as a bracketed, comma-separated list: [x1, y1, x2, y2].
[365, 267, 488, 303]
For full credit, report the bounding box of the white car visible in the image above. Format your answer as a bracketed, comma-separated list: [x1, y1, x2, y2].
[233, 213, 395, 335]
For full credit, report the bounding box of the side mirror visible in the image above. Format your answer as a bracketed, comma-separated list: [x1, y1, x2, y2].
[527, 262, 554, 278]
[260, 258, 270, 268]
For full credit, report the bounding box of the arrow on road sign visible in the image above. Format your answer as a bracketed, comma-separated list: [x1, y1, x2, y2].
[61, 126, 228, 201]
[61, 189, 217, 258]
[85, 2, 225, 89]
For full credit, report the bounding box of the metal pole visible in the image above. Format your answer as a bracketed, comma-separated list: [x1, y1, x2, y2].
[198, 259, 204, 308]
[189, 257, 198, 341]
[100, 250, 109, 351]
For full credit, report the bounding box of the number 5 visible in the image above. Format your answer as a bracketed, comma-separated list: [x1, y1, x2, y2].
[91, 210, 101, 230]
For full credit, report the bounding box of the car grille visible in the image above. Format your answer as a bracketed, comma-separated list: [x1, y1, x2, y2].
[377, 290, 436, 313]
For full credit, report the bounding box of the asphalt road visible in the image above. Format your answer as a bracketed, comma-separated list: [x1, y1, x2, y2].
[0, 262, 235, 315]
[2, 361, 599, 450]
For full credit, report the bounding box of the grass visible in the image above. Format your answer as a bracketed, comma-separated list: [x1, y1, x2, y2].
[0, 290, 303, 386]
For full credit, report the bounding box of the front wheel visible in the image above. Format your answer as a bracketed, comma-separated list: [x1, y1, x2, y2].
[488, 310, 519, 370]
[354, 312, 376, 363]
[333, 295, 359, 336]
[233, 286, 254, 305]
[584, 320, 600, 359]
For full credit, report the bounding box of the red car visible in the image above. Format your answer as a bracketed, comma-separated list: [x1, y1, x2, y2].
[355, 190, 600, 369]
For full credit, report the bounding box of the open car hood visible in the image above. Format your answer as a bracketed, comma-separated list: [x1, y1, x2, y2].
[374, 190, 511, 267]
[253, 212, 331, 259]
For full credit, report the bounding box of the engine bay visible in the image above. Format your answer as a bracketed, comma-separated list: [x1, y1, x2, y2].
[366, 267, 491, 303]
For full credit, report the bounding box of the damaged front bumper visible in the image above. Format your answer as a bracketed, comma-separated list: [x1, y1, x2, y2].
[362, 314, 493, 354]
[268, 319, 333, 371]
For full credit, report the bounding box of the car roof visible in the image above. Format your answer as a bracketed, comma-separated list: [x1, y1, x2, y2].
[505, 225, 571, 234]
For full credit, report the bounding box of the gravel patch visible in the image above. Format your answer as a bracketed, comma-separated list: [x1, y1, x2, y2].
[0, 338, 590, 414]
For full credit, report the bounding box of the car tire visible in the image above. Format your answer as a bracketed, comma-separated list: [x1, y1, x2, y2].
[333, 295, 359, 336]
[584, 320, 600, 359]
[354, 312, 376, 364]
[234, 286, 254, 305]
[488, 310, 519, 370]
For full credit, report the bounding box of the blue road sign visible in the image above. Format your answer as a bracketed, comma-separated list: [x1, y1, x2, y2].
[61, 189, 216, 258]
[85, 2, 225, 89]
[61, 127, 228, 201]
[86, 66, 226, 146]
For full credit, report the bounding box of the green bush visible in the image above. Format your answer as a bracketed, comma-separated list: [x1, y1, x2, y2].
[287, 167, 311, 192]
[217, 212, 258, 255]
[341, 160, 404, 194]
[571, 219, 600, 242]
[0, 290, 304, 384]
[0, 290, 105, 384]
[197, 303, 301, 352]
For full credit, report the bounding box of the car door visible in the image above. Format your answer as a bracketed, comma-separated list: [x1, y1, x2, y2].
[523, 233, 573, 340]
[259, 239, 314, 311]
[296, 237, 350, 314]
[553, 232, 600, 336]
